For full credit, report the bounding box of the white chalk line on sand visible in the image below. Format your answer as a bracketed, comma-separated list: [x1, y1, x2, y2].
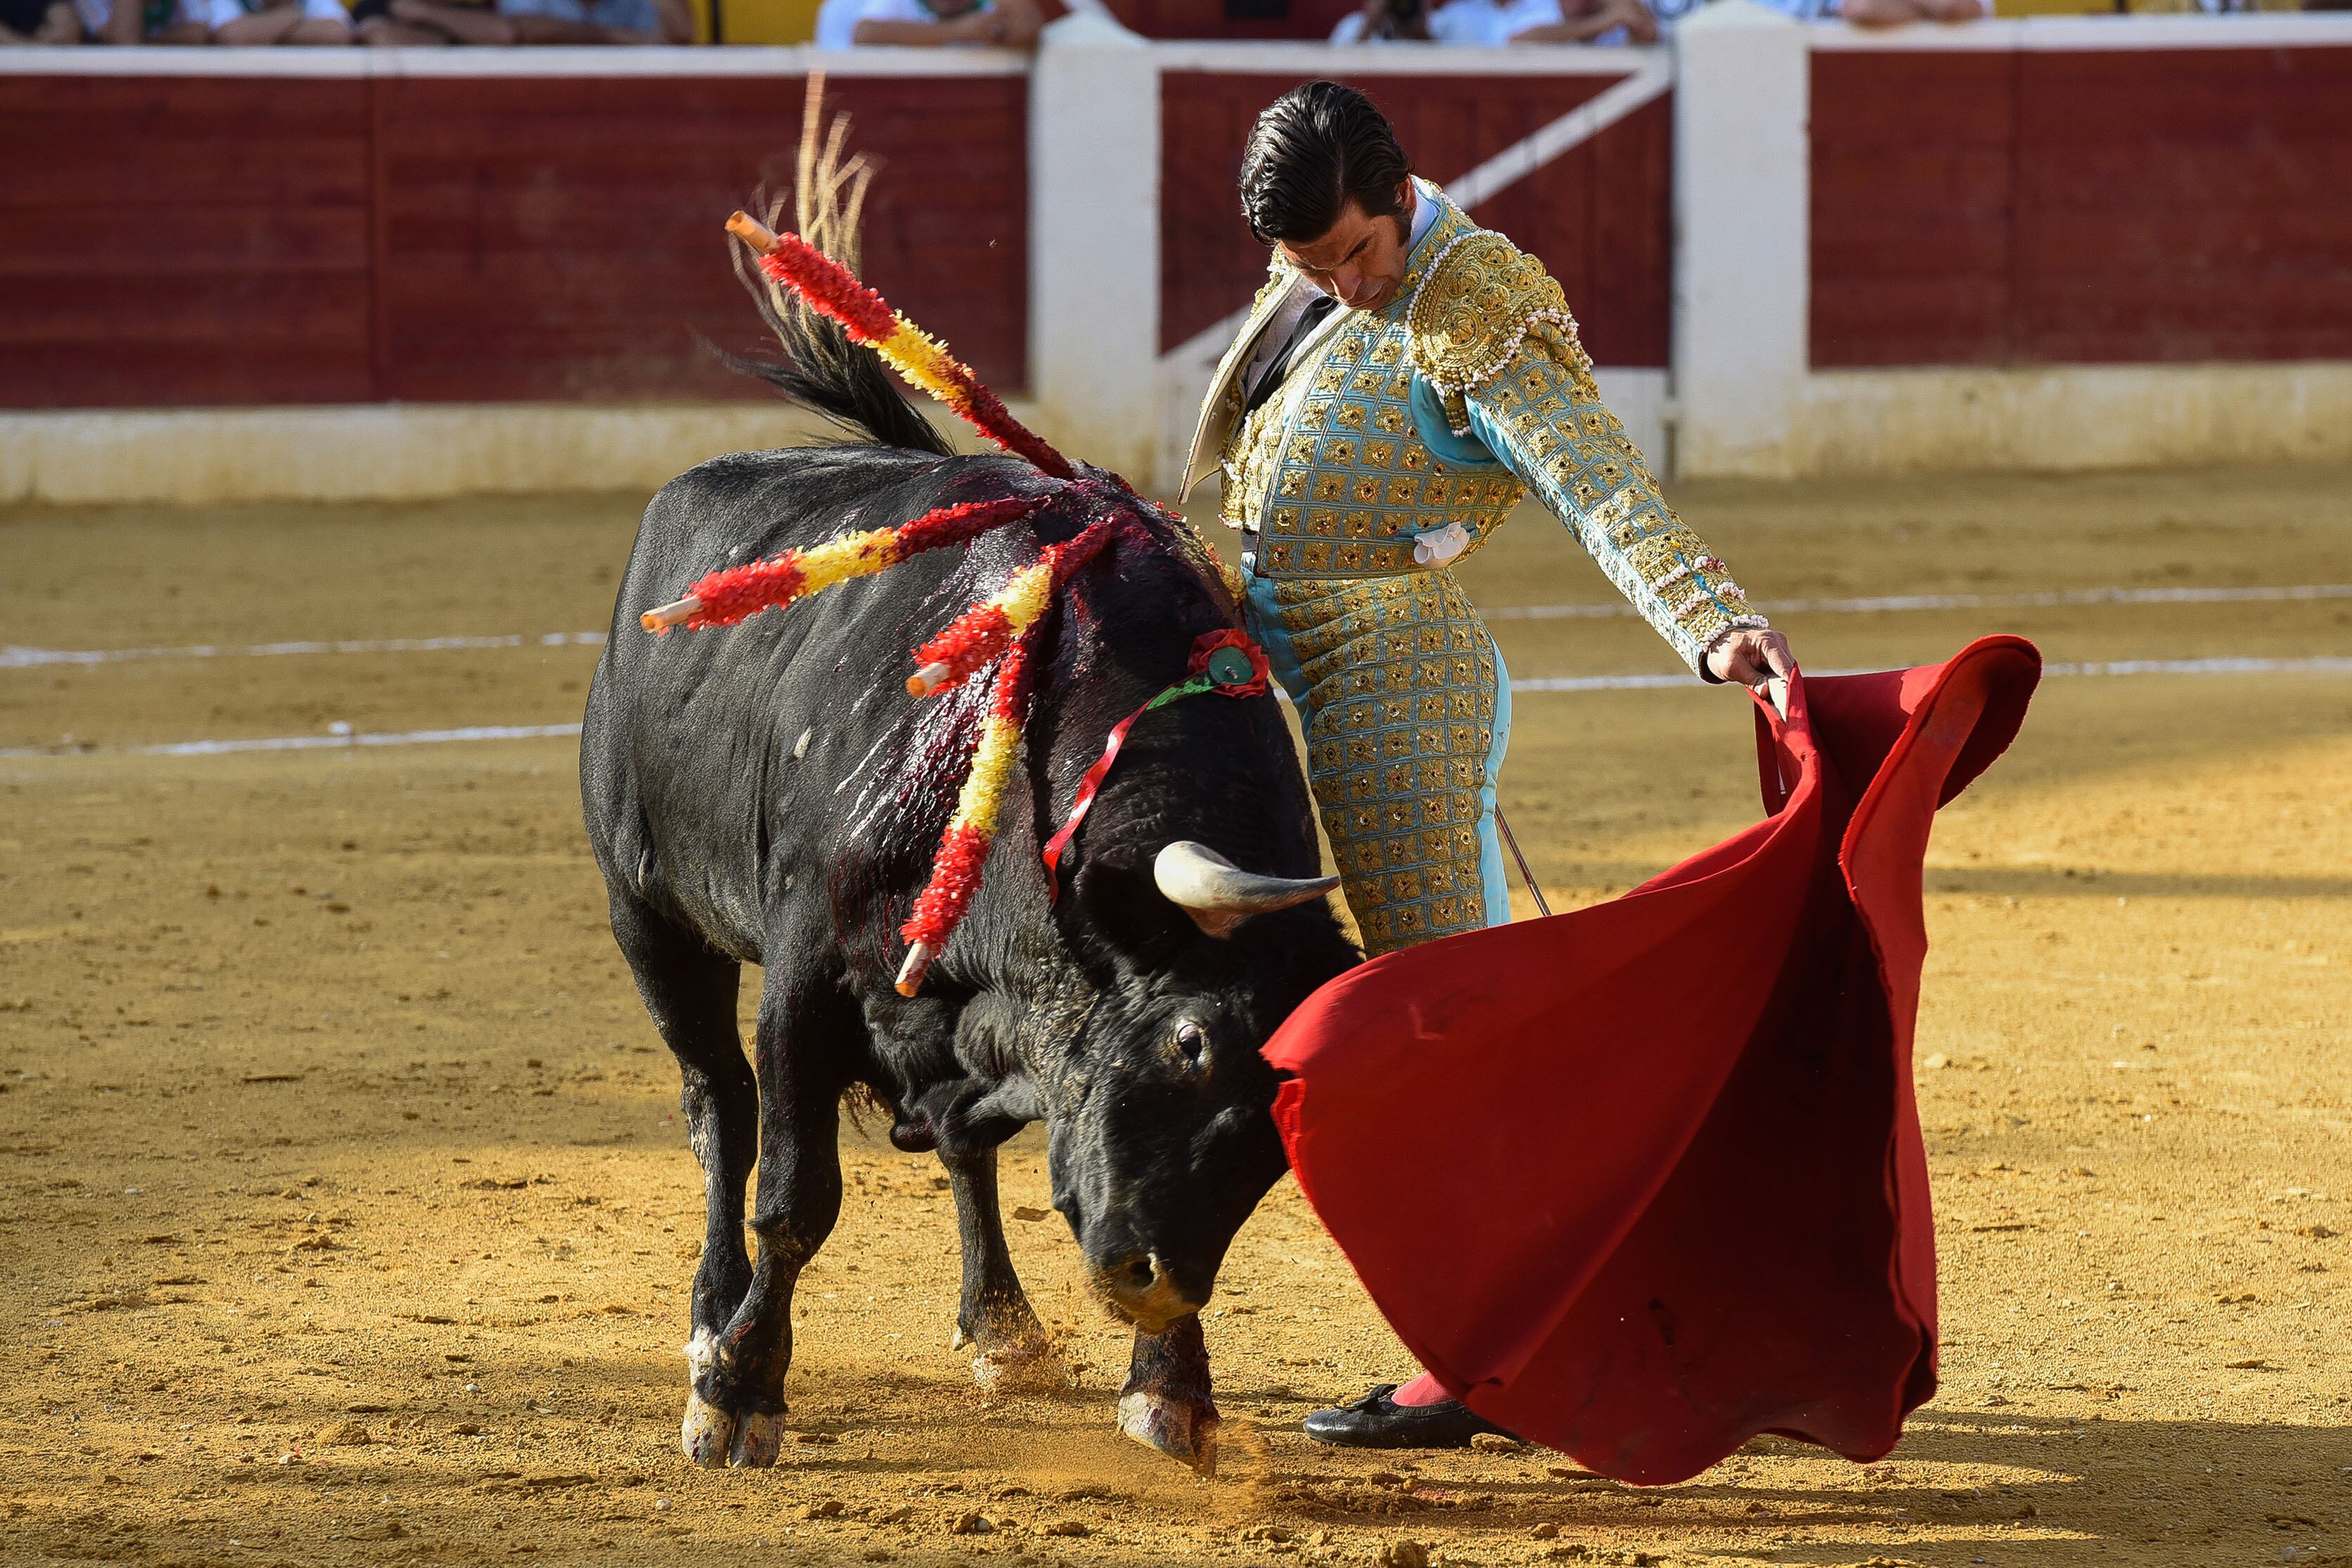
[0, 723, 584, 761]
[6, 656, 2348, 760]
[0, 631, 608, 670]
[4, 584, 2348, 671]
[1512, 655, 2352, 693]
[1491, 582, 2352, 621]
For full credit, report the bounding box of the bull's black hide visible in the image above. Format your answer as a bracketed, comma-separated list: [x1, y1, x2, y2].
[581, 439, 1356, 1472]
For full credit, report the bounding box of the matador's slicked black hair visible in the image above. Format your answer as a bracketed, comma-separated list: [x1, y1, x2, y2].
[1238, 80, 1413, 245]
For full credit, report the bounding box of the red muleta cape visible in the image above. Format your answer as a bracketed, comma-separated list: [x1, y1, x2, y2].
[1261, 636, 2041, 1484]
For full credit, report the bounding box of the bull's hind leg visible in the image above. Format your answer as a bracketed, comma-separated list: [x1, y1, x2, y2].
[940, 1145, 1067, 1391]
[1119, 1316, 1220, 1475]
[688, 954, 855, 1467]
[606, 894, 761, 1466]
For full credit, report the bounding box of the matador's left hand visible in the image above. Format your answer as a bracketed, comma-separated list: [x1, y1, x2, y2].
[1705, 627, 1797, 690]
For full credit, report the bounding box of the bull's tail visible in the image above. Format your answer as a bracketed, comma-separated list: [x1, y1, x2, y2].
[719, 80, 952, 460]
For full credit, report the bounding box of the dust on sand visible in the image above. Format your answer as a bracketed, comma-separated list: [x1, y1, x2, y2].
[1, 466, 2348, 1567]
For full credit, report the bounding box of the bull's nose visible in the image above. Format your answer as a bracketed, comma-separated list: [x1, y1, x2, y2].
[1095, 1252, 1203, 1333]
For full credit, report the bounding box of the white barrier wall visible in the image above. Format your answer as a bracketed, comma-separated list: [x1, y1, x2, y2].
[1029, 12, 1165, 483]
[1671, 0, 1807, 478]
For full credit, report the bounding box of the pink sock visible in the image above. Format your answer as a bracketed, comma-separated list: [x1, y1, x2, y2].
[1389, 1373, 1451, 1408]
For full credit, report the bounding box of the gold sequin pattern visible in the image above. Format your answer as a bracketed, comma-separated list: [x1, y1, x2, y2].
[1469, 316, 1759, 669]
[1406, 231, 1593, 397]
[1257, 570, 1498, 956]
[1222, 198, 1527, 582]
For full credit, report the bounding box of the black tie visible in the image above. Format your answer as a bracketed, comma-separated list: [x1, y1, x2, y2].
[1243, 295, 1337, 417]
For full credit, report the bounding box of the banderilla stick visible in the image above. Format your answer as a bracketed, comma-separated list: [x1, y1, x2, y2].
[1494, 807, 1550, 920]
[726, 210, 781, 253]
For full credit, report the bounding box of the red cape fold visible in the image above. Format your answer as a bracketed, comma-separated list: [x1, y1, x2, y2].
[1261, 636, 2041, 1484]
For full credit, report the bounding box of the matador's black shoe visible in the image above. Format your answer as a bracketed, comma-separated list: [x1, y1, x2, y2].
[1300, 1383, 1521, 1449]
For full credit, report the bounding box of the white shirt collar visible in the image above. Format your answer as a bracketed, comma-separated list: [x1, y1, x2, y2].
[1406, 175, 1442, 251]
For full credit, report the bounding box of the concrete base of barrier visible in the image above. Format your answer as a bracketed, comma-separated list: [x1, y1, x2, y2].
[1794, 362, 2352, 477]
[0, 401, 1040, 506]
[5, 364, 2348, 507]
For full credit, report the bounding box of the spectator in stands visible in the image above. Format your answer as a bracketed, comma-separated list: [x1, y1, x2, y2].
[1, 0, 82, 39]
[1416, 0, 1657, 44]
[813, 0, 1039, 47]
[1839, 0, 1982, 22]
[353, 0, 443, 39]
[70, 0, 153, 38]
[1502, 0, 1658, 42]
[125, 0, 207, 37]
[387, 0, 691, 42]
[1329, 0, 1431, 41]
[111, 0, 354, 39]
[1749, 0, 1983, 22]
[196, 0, 354, 40]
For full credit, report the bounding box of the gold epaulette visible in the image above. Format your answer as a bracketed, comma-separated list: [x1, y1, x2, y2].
[1404, 230, 1592, 397]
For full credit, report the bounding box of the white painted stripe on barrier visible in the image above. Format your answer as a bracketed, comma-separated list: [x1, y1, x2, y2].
[1159, 59, 1669, 371]
[1445, 58, 1674, 212]
[0, 723, 582, 761]
[1805, 12, 2352, 51]
[5, 655, 2345, 760]
[0, 44, 1029, 77]
[1489, 582, 2352, 622]
[1512, 655, 2352, 693]
[1, 631, 608, 670]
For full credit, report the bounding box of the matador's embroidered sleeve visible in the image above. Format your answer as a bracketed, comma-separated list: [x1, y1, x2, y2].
[1406, 232, 1768, 676]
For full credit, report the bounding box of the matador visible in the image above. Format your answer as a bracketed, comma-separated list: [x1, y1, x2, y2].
[1185, 82, 1798, 1446]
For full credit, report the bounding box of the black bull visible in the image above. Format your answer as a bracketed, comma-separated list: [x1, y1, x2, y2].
[580, 446, 1358, 1471]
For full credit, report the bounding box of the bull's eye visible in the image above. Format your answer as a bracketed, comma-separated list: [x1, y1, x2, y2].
[1174, 1020, 1210, 1067]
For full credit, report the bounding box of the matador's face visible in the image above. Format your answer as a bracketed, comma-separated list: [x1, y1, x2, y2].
[1275, 179, 1415, 315]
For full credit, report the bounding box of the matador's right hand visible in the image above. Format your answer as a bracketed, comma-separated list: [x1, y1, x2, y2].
[1704, 628, 1797, 691]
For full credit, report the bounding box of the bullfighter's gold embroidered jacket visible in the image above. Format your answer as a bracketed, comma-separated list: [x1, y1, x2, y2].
[1181, 186, 1766, 955]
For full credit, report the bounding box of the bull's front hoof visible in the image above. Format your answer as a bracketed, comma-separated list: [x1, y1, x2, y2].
[726, 1406, 787, 1467]
[972, 1336, 1070, 1394]
[1117, 1389, 1220, 1476]
[681, 1389, 735, 1468]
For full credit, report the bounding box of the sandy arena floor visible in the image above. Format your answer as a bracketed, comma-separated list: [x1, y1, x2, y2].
[1, 463, 2348, 1568]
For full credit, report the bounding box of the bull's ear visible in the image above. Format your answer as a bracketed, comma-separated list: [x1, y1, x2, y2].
[936, 1074, 1041, 1158]
[967, 1074, 1043, 1126]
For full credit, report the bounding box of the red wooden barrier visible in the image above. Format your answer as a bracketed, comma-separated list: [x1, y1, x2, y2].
[1812, 44, 2352, 369]
[0, 68, 1028, 409]
[1160, 69, 1671, 366]
[0, 76, 376, 407]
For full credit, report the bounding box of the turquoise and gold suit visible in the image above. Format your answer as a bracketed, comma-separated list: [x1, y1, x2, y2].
[1183, 185, 1767, 956]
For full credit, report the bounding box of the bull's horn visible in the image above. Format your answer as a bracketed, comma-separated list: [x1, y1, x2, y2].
[1152, 842, 1338, 939]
